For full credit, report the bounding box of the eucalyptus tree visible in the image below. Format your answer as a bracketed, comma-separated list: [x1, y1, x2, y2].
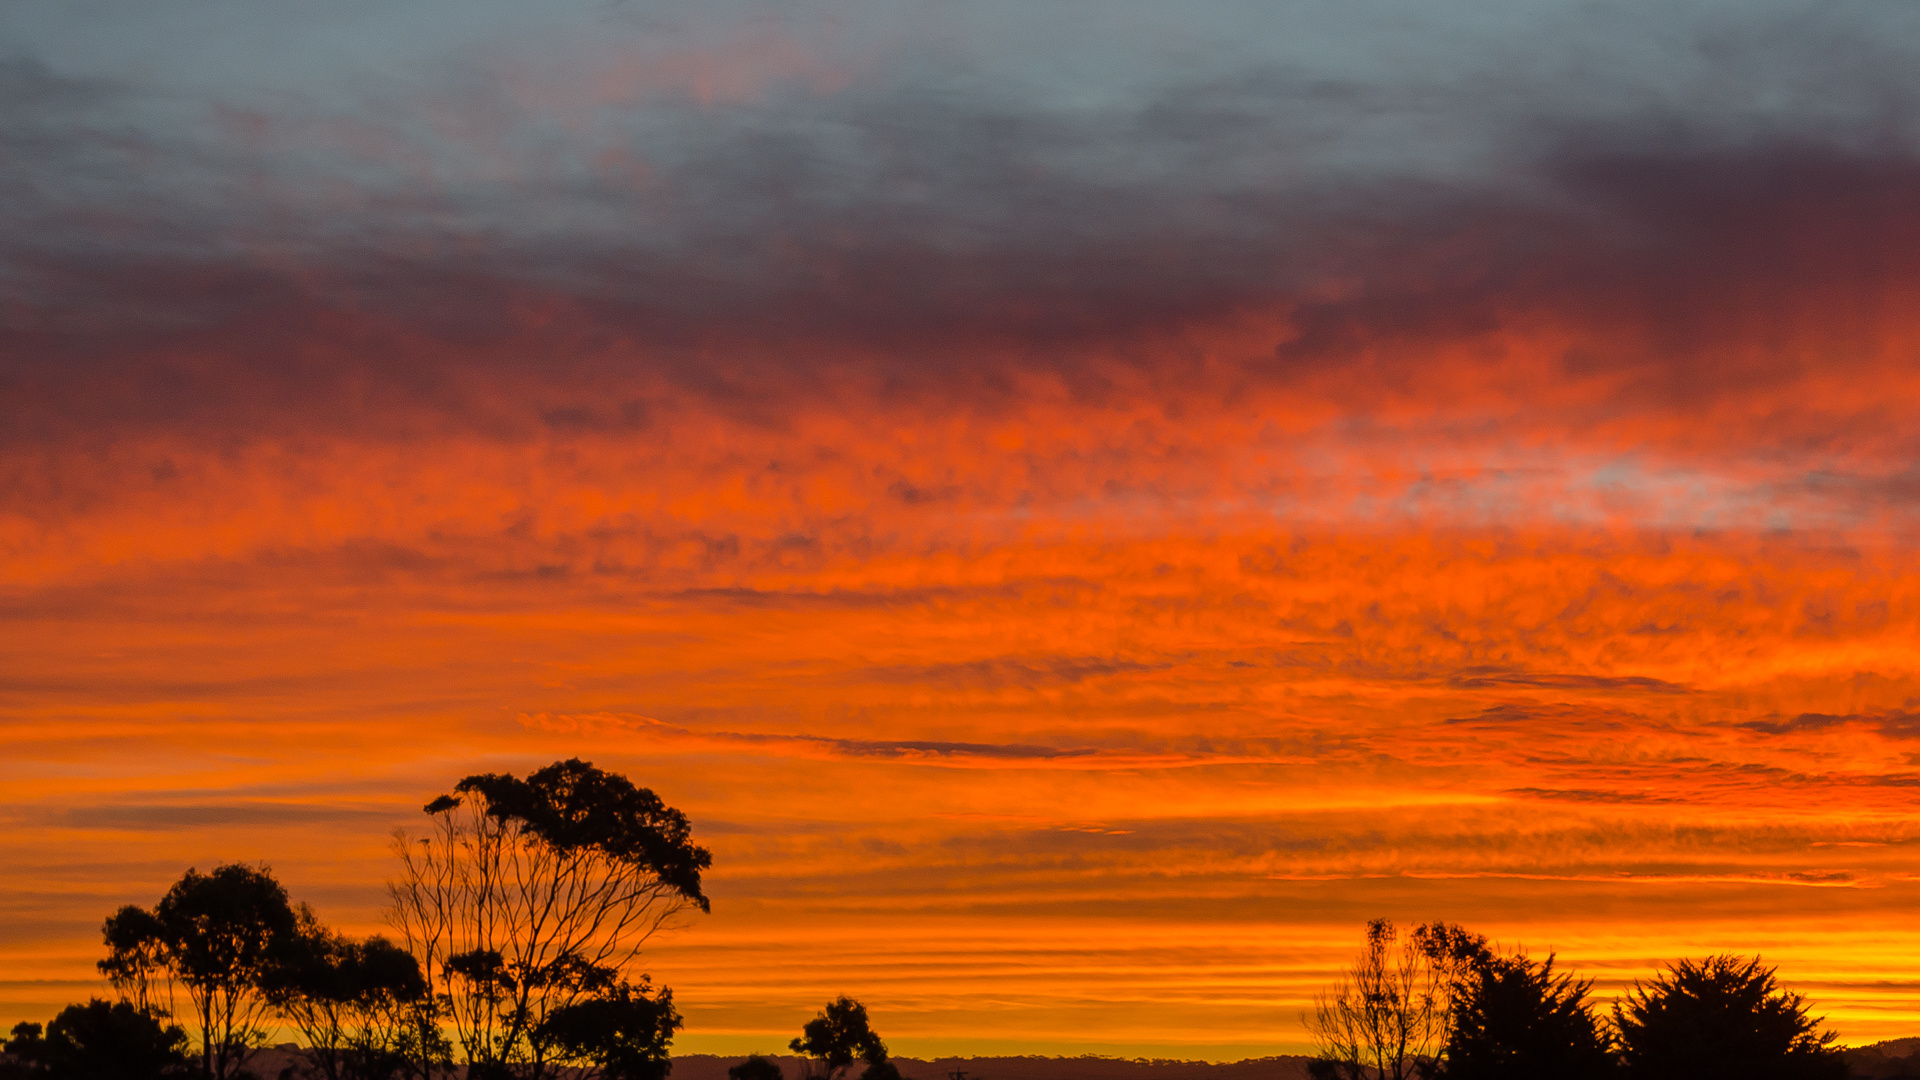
[263, 910, 439, 1080]
[388, 758, 710, 1079]
[790, 998, 887, 1080]
[99, 863, 301, 1080]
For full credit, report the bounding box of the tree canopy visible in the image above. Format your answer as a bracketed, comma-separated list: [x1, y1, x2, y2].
[1435, 952, 1614, 1080]
[450, 759, 711, 912]
[537, 978, 682, 1080]
[262, 910, 435, 1080]
[1, 1000, 187, 1080]
[390, 758, 710, 1078]
[99, 863, 300, 1080]
[790, 997, 888, 1080]
[1614, 954, 1847, 1080]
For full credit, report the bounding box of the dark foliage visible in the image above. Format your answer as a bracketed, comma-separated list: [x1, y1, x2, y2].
[728, 1057, 785, 1080]
[441, 950, 510, 993]
[4, 1022, 48, 1079]
[97, 908, 167, 1014]
[1, 999, 188, 1079]
[261, 913, 436, 1080]
[1431, 953, 1613, 1080]
[1412, 925, 1493, 984]
[451, 758, 712, 912]
[99, 864, 301, 1080]
[538, 979, 682, 1080]
[1615, 954, 1847, 1080]
[790, 998, 887, 1080]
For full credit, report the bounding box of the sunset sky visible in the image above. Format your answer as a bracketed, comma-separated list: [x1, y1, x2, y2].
[7, 0, 1920, 1060]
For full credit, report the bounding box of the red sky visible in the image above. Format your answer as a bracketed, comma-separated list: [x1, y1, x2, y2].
[6, 0, 1920, 1058]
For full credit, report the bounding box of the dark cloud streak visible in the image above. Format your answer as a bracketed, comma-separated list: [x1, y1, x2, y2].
[5, 5, 1920, 444]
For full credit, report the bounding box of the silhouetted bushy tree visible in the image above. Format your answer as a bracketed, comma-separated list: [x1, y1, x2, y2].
[537, 978, 681, 1080]
[1614, 954, 1846, 1080]
[262, 909, 438, 1080]
[790, 998, 886, 1080]
[2, 999, 188, 1080]
[99, 864, 300, 1080]
[1431, 952, 1613, 1080]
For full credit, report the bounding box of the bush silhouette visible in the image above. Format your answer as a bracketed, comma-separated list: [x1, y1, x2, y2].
[729, 1056, 786, 1080]
[2, 999, 188, 1080]
[537, 979, 682, 1080]
[1614, 954, 1846, 1080]
[860, 1062, 909, 1080]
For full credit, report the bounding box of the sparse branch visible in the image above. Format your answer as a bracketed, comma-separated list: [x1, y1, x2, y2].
[1307, 919, 1463, 1080]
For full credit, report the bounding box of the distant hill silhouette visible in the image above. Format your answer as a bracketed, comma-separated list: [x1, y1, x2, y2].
[1847, 1039, 1920, 1078]
[673, 1054, 1315, 1080]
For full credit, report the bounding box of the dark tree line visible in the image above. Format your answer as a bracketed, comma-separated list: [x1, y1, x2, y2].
[1310, 919, 1847, 1080]
[2, 760, 706, 1080]
[0, 766, 1867, 1080]
[3, 1000, 190, 1080]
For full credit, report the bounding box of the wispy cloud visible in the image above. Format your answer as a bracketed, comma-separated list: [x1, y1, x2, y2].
[517, 713, 1317, 770]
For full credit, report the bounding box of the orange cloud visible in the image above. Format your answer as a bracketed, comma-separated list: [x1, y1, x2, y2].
[8, 59, 1920, 1055]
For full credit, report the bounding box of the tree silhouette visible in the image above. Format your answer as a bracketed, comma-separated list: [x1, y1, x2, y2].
[97, 908, 168, 1018]
[387, 759, 710, 1079]
[1307, 920, 1482, 1080]
[0, 1022, 41, 1080]
[99, 863, 300, 1080]
[263, 908, 438, 1080]
[1614, 954, 1846, 1080]
[2, 999, 188, 1080]
[1431, 952, 1613, 1080]
[789, 998, 886, 1080]
[727, 1056, 785, 1080]
[537, 978, 681, 1080]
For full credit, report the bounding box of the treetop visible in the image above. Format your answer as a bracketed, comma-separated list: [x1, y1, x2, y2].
[442, 757, 713, 911]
